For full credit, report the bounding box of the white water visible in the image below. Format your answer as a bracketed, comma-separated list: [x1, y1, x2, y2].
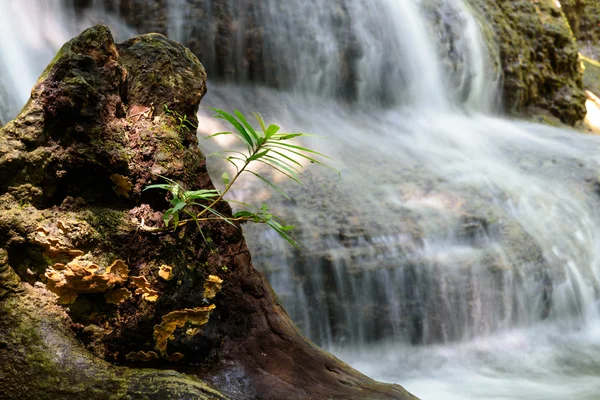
[2, 1, 600, 399]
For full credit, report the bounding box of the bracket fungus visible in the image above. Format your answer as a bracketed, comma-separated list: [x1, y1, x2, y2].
[110, 174, 133, 198]
[125, 350, 160, 362]
[131, 275, 159, 302]
[203, 275, 223, 299]
[45, 259, 130, 304]
[33, 220, 94, 258]
[104, 287, 132, 305]
[34, 227, 84, 257]
[158, 265, 174, 281]
[153, 305, 216, 358]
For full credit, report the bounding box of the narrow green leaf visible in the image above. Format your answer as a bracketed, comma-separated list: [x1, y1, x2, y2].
[268, 219, 283, 229]
[272, 133, 304, 140]
[266, 219, 299, 248]
[172, 211, 180, 228]
[144, 184, 173, 191]
[205, 131, 233, 139]
[233, 210, 255, 218]
[248, 171, 291, 200]
[235, 110, 259, 144]
[171, 184, 180, 198]
[208, 132, 248, 144]
[184, 189, 220, 200]
[163, 209, 174, 227]
[266, 144, 340, 175]
[266, 142, 332, 159]
[247, 149, 270, 162]
[257, 160, 302, 185]
[269, 150, 304, 169]
[155, 174, 178, 185]
[185, 189, 219, 195]
[216, 155, 240, 172]
[222, 150, 248, 155]
[227, 200, 257, 209]
[172, 201, 187, 213]
[213, 115, 252, 148]
[263, 154, 303, 174]
[265, 124, 280, 139]
[252, 112, 267, 133]
[222, 150, 249, 160]
[210, 108, 254, 149]
[192, 203, 235, 226]
[227, 156, 247, 163]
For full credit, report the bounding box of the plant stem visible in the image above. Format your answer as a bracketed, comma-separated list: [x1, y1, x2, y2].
[140, 143, 265, 233]
[194, 141, 265, 218]
[139, 216, 250, 233]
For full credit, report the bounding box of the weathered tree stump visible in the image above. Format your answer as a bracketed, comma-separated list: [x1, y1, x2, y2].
[0, 26, 417, 400]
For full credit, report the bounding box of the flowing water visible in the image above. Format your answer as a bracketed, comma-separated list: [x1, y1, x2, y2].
[2, 1, 600, 399]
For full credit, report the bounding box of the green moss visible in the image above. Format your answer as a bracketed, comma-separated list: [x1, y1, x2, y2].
[466, 0, 586, 124]
[582, 55, 600, 95]
[562, 0, 600, 43]
[36, 44, 68, 84]
[81, 208, 128, 246]
[0, 289, 228, 400]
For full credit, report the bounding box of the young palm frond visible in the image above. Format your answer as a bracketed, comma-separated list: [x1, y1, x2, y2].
[143, 108, 337, 248]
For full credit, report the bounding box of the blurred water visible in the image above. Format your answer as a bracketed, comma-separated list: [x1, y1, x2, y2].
[342, 321, 600, 400]
[201, 84, 600, 399]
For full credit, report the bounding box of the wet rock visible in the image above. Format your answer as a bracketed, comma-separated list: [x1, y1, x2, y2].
[467, 0, 587, 124]
[561, 0, 600, 58]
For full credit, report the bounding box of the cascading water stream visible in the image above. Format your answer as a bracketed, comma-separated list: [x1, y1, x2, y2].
[2, 1, 600, 399]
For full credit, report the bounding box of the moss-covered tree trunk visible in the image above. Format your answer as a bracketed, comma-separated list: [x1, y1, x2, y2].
[0, 26, 417, 400]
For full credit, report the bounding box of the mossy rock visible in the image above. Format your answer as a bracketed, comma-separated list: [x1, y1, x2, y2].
[582, 55, 600, 95]
[467, 0, 587, 125]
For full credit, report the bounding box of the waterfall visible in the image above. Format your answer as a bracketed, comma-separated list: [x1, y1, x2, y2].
[2, 1, 600, 398]
[0, 0, 497, 121]
[0, 0, 135, 123]
[0, 1, 73, 122]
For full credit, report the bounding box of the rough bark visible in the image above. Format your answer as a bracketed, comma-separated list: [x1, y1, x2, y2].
[0, 25, 417, 400]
